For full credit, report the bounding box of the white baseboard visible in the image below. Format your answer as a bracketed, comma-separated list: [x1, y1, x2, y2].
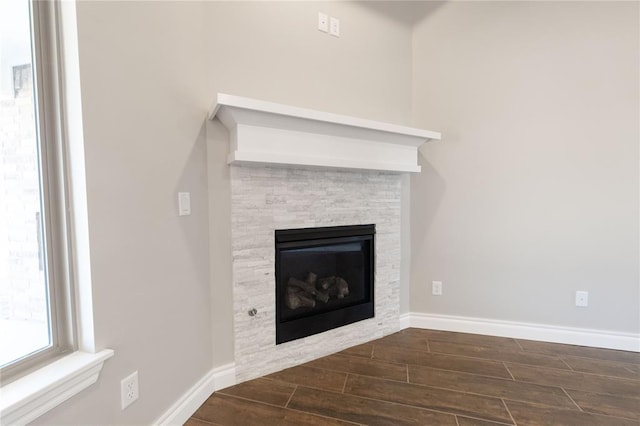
[405, 312, 640, 352]
[154, 362, 236, 426]
[399, 312, 411, 330]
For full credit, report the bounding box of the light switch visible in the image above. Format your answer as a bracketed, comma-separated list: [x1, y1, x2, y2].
[178, 192, 191, 216]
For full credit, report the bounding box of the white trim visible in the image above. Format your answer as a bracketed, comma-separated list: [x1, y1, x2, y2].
[209, 93, 440, 173]
[406, 313, 640, 352]
[227, 150, 422, 173]
[208, 93, 440, 140]
[154, 363, 236, 426]
[58, 0, 96, 353]
[0, 350, 114, 426]
[399, 312, 411, 330]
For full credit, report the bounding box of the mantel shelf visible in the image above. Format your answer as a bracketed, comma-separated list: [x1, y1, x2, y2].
[208, 93, 441, 173]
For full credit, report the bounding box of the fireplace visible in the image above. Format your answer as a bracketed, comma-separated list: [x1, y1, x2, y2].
[210, 93, 437, 381]
[275, 224, 375, 344]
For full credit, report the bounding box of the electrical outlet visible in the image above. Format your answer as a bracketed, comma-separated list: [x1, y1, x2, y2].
[432, 281, 443, 296]
[121, 371, 139, 410]
[329, 16, 340, 37]
[575, 291, 589, 307]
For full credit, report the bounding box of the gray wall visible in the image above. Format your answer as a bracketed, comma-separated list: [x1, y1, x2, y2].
[34, 1, 413, 424]
[35, 2, 212, 424]
[203, 1, 413, 124]
[203, 0, 414, 366]
[410, 1, 639, 333]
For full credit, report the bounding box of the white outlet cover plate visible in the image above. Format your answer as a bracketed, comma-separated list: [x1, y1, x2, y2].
[121, 371, 139, 410]
[318, 12, 328, 32]
[575, 291, 589, 307]
[329, 16, 340, 37]
[432, 281, 442, 296]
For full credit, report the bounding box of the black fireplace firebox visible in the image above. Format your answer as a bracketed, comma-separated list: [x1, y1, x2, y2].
[275, 224, 375, 344]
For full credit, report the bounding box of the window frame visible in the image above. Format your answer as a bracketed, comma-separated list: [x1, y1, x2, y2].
[0, 1, 112, 422]
[0, 1, 115, 424]
[1, 0, 76, 384]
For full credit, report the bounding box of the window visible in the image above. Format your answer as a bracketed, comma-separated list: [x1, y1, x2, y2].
[0, 3, 111, 423]
[0, 0, 74, 383]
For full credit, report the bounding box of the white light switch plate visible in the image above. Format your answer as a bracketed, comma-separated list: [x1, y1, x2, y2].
[178, 192, 191, 216]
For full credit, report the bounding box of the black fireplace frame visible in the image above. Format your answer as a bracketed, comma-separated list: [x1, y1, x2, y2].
[275, 224, 375, 344]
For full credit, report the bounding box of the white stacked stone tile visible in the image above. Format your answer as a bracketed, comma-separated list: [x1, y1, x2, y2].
[230, 165, 402, 382]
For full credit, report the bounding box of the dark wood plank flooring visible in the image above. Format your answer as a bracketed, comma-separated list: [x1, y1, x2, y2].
[186, 328, 640, 425]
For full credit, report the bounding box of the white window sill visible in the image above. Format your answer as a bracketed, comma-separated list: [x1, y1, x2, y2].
[0, 349, 114, 425]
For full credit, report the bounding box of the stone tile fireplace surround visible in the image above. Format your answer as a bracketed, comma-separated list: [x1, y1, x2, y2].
[231, 165, 402, 381]
[210, 94, 440, 382]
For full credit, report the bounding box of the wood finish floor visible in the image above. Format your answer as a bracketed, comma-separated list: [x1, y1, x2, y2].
[186, 328, 640, 425]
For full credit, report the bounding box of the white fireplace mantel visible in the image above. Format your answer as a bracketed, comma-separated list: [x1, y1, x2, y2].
[208, 93, 441, 173]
